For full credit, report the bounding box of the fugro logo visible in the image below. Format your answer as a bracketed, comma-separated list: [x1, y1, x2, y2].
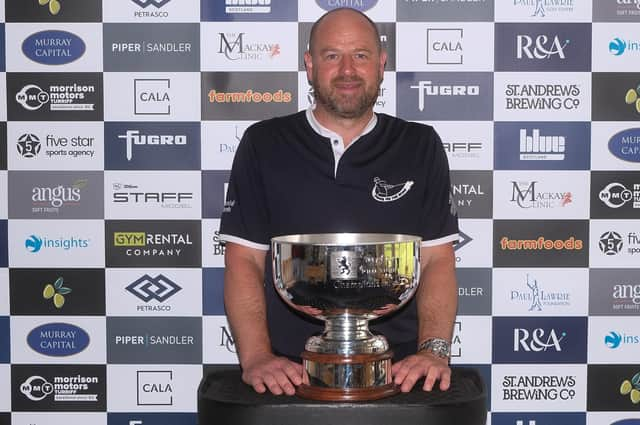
[315, 0, 378, 12]
[609, 128, 640, 163]
[22, 30, 85, 65]
[27, 322, 90, 356]
[118, 130, 186, 161]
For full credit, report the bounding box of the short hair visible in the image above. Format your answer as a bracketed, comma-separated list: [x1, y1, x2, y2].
[307, 7, 382, 55]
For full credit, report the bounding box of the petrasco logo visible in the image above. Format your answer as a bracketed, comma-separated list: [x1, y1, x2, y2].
[25, 234, 90, 253]
[131, 0, 171, 7]
[126, 274, 181, 304]
[27, 322, 90, 357]
[22, 30, 86, 65]
[609, 128, 640, 163]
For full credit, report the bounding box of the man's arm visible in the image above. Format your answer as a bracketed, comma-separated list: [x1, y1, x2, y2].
[391, 242, 457, 392]
[223, 242, 303, 395]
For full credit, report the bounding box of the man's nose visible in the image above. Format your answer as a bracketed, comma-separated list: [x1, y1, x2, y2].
[339, 55, 356, 75]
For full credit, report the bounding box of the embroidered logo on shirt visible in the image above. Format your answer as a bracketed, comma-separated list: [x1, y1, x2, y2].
[371, 177, 414, 202]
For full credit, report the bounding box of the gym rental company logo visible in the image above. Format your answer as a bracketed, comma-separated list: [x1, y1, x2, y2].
[609, 128, 640, 163]
[450, 171, 493, 219]
[510, 274, 571, 312]
[427, 28, 463, 65]
[27, 322, 90, 357]
[22, 30, 85, 65]
[134, 79, 170, 115]
[125, 274, 182, 312]
[25, 234, 90, 253]
[509, 180, 573, 210]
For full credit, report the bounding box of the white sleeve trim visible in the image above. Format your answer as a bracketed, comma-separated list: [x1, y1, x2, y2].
[420, 233, 459, 247]
[219, 234, 270, 251]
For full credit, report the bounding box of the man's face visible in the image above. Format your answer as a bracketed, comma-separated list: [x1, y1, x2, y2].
[305, 11, 386, 120]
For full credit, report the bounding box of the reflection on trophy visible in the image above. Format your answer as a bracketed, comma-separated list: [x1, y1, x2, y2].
[271, 233, 421, 401]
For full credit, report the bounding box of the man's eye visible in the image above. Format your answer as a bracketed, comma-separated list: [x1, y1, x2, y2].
[325, 54, 338, 60]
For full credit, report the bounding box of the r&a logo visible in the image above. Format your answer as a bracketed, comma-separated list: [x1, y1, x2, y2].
[517, 35, 569, 59]
[514, 328, 566, 352]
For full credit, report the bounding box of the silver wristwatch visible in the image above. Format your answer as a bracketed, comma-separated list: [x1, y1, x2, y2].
[418, 337, 451, 359]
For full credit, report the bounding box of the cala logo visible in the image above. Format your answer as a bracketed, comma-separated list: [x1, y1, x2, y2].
[27, 322, 90, 357]
[609, 128, 640, 163]
[316, 0, 378, 12]
[22, 30, 86, 66]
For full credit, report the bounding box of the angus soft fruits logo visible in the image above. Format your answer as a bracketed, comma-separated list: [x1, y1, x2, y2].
[37, 0, 61, 15]
[43, 277, 71, 308]
[625, 83, 640, 115]
[620, 371, 640, 405]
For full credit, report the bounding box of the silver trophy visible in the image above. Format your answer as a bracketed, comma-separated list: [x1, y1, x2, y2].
[271, 233, 421, 401]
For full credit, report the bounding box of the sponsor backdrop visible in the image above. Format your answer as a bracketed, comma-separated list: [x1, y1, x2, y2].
[0, 1, 639, 424]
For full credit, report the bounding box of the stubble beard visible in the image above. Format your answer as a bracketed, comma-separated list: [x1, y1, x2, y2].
[312, 73, 382, 120]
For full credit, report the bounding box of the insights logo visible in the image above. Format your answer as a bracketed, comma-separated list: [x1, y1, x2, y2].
[610, 37, 640, 56]
[25, 234, 90, 253]
[605, 330, 640, 349]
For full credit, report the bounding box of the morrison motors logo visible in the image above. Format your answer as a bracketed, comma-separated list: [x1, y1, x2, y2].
[25, 234, 90, 253]
[22, 30, 85, 65]
[605, 331, 640, 349]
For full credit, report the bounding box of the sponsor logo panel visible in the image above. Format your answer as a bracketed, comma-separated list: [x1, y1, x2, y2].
[202, 219, 224, 268]
[8, 171, 104, 219]
[102, 0, 200, 22]
[492, 364, 587, 412]
[0, 24, 4, 72]
[449, 316, 492, 364]
[592, 73, 640, 121]
[493, 121, 591, 170]
[298, 0, 392, 20]
[450, 170, 493, 218]
[104, 23, 199, 71]
[106, 365, 200, 412]
[0, 174, 6, 217]
[202, 22, 298, 71]
[105, 220, 202, 268]
[11, 412, 107, 425]
[105, 269, 202, 317]
[203, 316, 238, 364]
[599, 125, 640, 168]
[0, 269, 8, 315]
[103, 73, 200, 121]
[494, 219, 589, 267]
[202, 71, 298, 120]
[593, 1, 640, 22]
[0, 317, 8, 363]
[591, 171, 640, 219]
[590, 221, 640, 268]
[8, 122, 104, 171]
[0, 412, 8, 425]
[396, 23, 494, 72]
[201, 0, 298, 22]
[493, 170, 590, 219]
[299, 71, 395, 116]
[5, 0, 102, 22]
[0, 122, 7, 170]
[107, 412, 196, 425]
[589, 317, 640, 364]
[9, 268, 105, 315]
[396, 0, 494, 22]
[431, 121, 494, 171]
[492, 412, 586, 425]
[0, 221, 7, 267]
[11, 364, 106, 411]
[7, 24, 101, 72]
[201, 121, 252, 170]
[104, 171, 201, 219]
[107, 317, 202, 364]
[587, 365, 640, 411]
[7, 72, 103, 121]
[492, 268, 588, 317]
[589, 269, 640, 316]
[8, 219, 104, 268]
[202, 268, 225, 315]
[455, 268, 492, 316]
[104, 121, 200, 170]
[587, 413, 640, 425]
[494, 72, 591, 121]
[495, 23, 591, 72]
[11, 317, 105, 364]
[493, 316, 587, 364]
[592, 23, 640, 72]
[201, 171, 230, 219]
[397, 72, 493, 121]
[454, 219, 493, 268]
[495, 0, 591, 22]
[0, 367, 10, 411]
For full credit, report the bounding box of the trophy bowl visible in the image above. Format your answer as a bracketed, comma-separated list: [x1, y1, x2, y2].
[271, 233, 421, 401]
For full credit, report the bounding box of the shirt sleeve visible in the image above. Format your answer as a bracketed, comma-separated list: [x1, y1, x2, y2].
[419, 126, 459, 247]
[218, 126, 271, 251]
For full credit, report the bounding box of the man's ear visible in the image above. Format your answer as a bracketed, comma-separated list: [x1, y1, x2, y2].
[304, 51, 313, 84]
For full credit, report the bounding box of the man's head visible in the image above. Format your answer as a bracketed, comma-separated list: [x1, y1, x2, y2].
[304, 8, 386, 120]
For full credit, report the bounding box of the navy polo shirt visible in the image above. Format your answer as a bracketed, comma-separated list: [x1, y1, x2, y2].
[219, 109, 459, 358]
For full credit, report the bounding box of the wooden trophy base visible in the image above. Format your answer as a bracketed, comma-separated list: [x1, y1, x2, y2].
[297, 350, 399, 401]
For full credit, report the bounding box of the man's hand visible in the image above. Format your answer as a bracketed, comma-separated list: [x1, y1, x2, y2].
[241, 352, 304, 396]
[391, 351, 451, 393]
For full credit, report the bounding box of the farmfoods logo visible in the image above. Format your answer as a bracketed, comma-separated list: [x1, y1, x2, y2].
[20, 374, 99, 401]
[207, 89, 292, 104]
[25, 235, 90, 253]
[500, 236, 583, 251]
[16, 83, 96, 112]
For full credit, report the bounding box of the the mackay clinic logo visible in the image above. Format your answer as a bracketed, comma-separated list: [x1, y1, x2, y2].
[137, 370, 173, 406]
[135, 79, 170, 115]
[427, 28, 463, 64]
[510, 180, 573, 210]
[25, 234, 90, 253]
[126, 274, 182, 312]
[218, 31, 281, 62]
[220, 324, 236, 354]
[22, 30, 86, 65]
[509, 273, 571, 312]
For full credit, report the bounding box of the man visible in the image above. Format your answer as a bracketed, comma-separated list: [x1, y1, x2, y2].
[219, 8, 458, 396]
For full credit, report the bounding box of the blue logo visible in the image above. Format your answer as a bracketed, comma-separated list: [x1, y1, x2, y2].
[22, 30, 86, 65]
[608, 128, 640, 163]
[316, 0, 378, 11]
[25, 235, 43, 252]
[492, 413, 586, 425]
[605, 331, 622, 348]
[27, 322, 90, 356]
[201, 0, 297, 22]
[610, 38, 627, 56]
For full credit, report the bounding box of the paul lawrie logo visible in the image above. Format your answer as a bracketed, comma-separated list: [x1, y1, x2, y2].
[371, 177, 414, 202]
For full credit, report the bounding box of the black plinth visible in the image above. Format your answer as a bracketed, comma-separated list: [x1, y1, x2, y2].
[198, 367, 486, 425]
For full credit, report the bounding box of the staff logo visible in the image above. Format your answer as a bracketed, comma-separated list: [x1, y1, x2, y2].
[371, 177, 414, 202]
[599, 231, 624, 255]
[17, 134, 42, 158]
[126, 274, 181, 302]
